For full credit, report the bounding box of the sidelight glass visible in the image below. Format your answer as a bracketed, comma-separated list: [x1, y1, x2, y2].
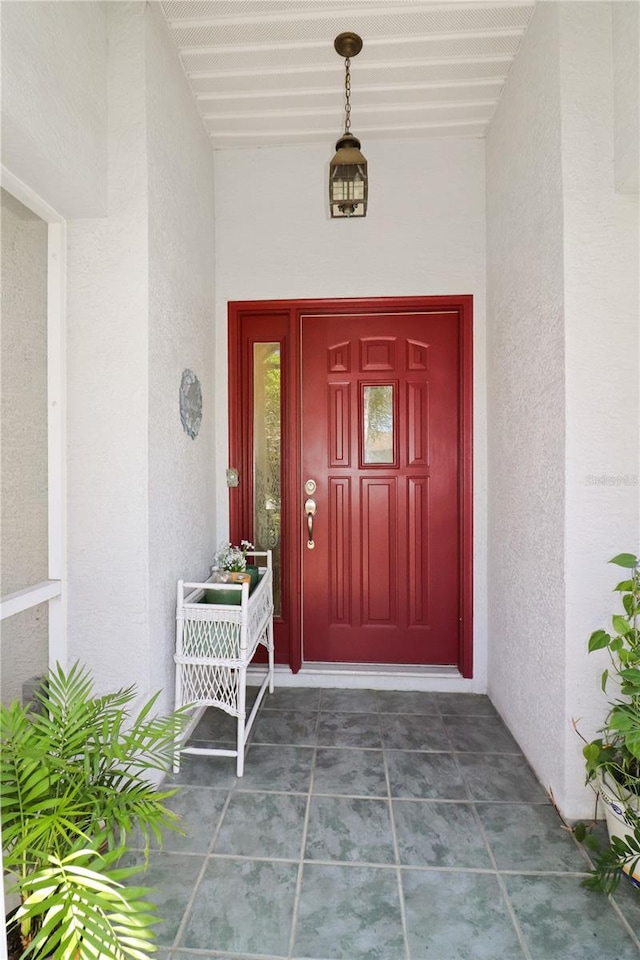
[362, 384, 394, 464]
[253, 343, 282, 615]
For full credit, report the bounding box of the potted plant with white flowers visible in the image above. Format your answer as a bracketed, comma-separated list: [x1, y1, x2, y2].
[213, 540, 256, 585]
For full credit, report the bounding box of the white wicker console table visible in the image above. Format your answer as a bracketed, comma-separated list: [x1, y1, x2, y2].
[173, 551, 274, 777]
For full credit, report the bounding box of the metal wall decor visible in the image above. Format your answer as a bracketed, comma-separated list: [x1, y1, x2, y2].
[179, 368, 202, 439]
[329, 32, 368, 218]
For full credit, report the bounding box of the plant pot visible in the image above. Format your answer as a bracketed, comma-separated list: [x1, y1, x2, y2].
[5, 908, 55, 960]
[6, 907, 23, 960]
[201, 571, 258, 606]
[598, 772, 640, 887]
[228, 571, 251, 585]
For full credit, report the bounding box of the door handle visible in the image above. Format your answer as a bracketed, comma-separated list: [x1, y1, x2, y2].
[304, 497, 316, 550]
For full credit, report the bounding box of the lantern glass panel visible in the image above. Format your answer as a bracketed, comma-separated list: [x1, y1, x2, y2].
[331, 175, 365, 202]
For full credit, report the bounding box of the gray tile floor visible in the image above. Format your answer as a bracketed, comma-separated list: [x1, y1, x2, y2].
[130, 689, 640, 960]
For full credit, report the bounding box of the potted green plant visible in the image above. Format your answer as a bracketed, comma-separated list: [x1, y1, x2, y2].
[1, 662, 189, 959]
[576, 552, 640, 891]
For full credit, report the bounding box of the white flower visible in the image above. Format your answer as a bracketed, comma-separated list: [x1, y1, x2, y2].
[214, 540, 254, 572]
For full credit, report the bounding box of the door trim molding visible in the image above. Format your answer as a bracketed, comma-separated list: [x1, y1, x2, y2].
[228, 295, 473, 678]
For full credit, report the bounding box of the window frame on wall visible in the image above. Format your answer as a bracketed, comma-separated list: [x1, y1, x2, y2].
[0, 167, 67, 669]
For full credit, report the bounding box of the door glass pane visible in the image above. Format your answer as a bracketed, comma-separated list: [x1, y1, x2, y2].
[363, 384, 394, 463]
[253, 343, 282, 615]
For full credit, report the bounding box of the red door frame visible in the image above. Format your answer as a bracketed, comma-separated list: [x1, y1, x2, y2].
[228, 295, 474, 678]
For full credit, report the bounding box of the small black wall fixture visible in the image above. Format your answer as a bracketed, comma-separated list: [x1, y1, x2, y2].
[329, 32, 368, 218]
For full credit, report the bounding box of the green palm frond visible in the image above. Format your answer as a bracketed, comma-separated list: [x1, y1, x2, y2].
[16, 849, 157, 960]
[1, 662, 190, 955]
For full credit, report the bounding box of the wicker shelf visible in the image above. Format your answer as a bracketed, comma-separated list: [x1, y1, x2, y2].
[174, 551, 274, 777]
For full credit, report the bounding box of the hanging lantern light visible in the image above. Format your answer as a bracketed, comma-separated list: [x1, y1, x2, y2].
[329, 32, 368, 218]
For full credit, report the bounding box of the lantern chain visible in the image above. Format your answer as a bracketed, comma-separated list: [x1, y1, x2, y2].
[344, 57, 351, 134]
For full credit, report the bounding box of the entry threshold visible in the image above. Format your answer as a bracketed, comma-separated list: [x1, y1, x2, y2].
[247, 662, 485, 694]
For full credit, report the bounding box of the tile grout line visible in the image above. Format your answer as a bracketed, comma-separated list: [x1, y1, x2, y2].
[169, 788, 234, 952]
[438, 700, 458, 757]
[182, 848, 594, 877]
[437, 708, 477, 817]
[492, 874, 533, 960]
[608, 892, 640, 952]
[287, 707, 321, 959]
[440, 701, 529, 960]
[566, 815, 619, 896]
[190, 730, 527, 755]
[424, 696, 530, 957]
[447, 733, 474, 804]
[471, 802, 533, 960]
[170, 950, 291, 959]
[160, 781, 551, 805]
[177, 691, 308, 959]
[378, 693, 412, 960]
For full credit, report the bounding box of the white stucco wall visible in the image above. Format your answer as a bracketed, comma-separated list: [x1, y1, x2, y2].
[145, 4, 217, 700]
[487, 1, 640, 819]
[214, 137, 488, 688]
[67, 2, 217, 706]
[2, 1, 217, 711]
[612, 2, 639, 194]
[486, 0, 566, 811]
[66, 2, 150, 696]
[0, 189, 49, 704]
[559, 1, 640, 817]
[1, 0, 108, 218]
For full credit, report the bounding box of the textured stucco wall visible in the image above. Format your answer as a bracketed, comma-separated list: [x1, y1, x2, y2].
[487, 1, 640, 819]
[67, 2, 217, 708]
[145, 4, 217, 701]
[486, 2, 567, 807]
[1, 1, 108, 218]
[1, 1, 216, 709]
[612, 2, 639, 194]
[0, 189, 49, 704]
[559, 1, 640, 817]
[66, 2, 150, 696]
[214, 137, 488, 688]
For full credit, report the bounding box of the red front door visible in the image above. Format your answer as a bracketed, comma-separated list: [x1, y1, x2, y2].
[301, 311, 460, 664]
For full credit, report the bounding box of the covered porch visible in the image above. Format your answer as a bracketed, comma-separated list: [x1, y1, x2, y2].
[1, 0, 638, 878]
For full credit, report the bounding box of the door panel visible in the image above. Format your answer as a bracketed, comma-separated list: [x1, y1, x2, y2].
[302, 312, 460, 665]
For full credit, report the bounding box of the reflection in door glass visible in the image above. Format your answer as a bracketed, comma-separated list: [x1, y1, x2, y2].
[363, 384, 394, 463]
[253, 343, 281, 615]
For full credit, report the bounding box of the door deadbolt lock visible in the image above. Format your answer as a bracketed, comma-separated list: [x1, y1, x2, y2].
[304, 478, 317, 495]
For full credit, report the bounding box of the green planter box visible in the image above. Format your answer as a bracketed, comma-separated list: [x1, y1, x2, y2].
[200, 566, 261, 606]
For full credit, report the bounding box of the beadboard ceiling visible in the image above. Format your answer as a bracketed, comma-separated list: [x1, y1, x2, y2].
[160, 1, 535, 149]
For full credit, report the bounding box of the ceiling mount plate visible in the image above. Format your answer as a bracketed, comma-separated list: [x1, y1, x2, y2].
[334, 32, 363, 58]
